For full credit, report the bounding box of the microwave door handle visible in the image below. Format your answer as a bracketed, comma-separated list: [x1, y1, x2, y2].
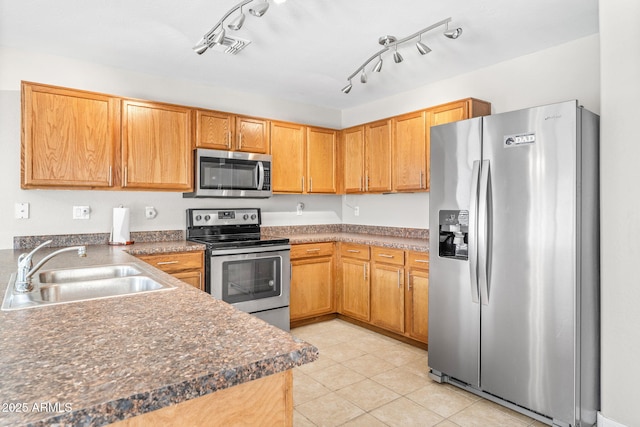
[257, 161, 265, 190]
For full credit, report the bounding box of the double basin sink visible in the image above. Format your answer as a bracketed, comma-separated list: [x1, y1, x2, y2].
[2, 264, 174, 311]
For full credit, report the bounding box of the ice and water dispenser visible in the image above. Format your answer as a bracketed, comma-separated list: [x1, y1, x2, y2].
[438, 210, 469, 259]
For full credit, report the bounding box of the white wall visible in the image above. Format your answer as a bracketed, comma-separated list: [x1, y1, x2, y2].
[341, 35, 600, 228]
[599, 1, 640, 426]
[0, 47, 342, 249]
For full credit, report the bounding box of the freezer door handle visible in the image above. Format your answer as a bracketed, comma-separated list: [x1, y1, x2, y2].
[478, 159, 490, 305]
[468, 160, 481, 304]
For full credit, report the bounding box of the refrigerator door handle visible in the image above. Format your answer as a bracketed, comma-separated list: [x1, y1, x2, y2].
[478, 159, 490, 305]
[468, 160, 481, 304]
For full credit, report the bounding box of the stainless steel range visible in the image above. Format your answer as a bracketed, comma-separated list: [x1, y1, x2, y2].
[186, 208, 291, 331]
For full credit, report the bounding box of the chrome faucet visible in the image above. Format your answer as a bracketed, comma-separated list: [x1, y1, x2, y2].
[15, 240, 87, 292]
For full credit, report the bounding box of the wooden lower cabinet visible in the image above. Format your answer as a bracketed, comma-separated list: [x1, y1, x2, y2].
[136, 251, 205, 291]
[405, 252, 430, 343]
[290, 243, 335, 321]
[339, 243, 370, 322]
[109, 370, 292, 427]
[370, 247, 405, 334]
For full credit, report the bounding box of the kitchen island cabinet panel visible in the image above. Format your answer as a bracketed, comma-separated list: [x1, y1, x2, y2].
[21, 82, 119, 189]
[122, 100, 192, 190]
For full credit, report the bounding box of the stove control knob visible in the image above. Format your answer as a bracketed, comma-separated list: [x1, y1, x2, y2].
[243, 214, 249, 220]
[204, 215, 211, 222]
[251, 214, 257, 220]
[195, 215, 202, 222]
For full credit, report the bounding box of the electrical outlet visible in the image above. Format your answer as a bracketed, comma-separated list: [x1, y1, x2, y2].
[15, 203, 29, 219]
[73, 206, 91, 220]
[354, 206, 360, 216]
[145, 206, 157, 219]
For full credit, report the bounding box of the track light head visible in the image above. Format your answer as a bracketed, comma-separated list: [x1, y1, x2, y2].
[360, 70, 367, 84]
[193, 38, 209, 55]
[416, 41, 431, 55]
[444, 27, 462, 39]
[341, 81, 353, 94]
[372, 56, 383, 72]
[249, 1, 270, 17]
[393, 49, 403, 64]
[228, 8, 246, 30]
[211, 27, 226, 44]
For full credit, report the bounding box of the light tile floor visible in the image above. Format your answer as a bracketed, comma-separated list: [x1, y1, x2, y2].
[291, 319, 547, 427]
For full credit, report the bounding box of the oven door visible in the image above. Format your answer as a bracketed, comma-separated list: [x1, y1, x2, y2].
[209, 245, 290, 314]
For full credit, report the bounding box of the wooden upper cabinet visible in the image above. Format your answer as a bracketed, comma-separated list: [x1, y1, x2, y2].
[342, 126, 365, 193]
[365, 119, 393, 193]
[194, 109, 234, 150]
[122, 99, 192, 190]
[236, 116, 269, 153]
[306, 127, 337, 193]
[21, 82, 119, 189]
[271, 121, 306, 193]
[427, 98, 491, 127]
[392, 111, 426, 192]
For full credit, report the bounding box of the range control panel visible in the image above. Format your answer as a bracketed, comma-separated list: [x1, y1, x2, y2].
[187, 208, 261, 227]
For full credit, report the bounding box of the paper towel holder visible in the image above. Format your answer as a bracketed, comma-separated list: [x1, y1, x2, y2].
[109, 205, 134, 246]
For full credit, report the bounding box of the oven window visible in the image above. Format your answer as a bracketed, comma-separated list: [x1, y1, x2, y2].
[221, 256, 281, 303]
[201, 158, 257, 190]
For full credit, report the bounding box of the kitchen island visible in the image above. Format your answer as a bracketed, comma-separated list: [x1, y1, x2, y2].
[0, 243, 317, 426]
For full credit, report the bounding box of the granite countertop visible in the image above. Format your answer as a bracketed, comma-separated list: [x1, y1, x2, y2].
[263, 229, 429, 253]
[0, 242, 318, 427]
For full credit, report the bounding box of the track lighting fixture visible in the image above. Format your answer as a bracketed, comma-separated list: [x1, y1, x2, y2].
[341, 17, 462, 93]
[193, 0, 281, 56]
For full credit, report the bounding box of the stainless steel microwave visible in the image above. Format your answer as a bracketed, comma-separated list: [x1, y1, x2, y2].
[183, 149, 272, 198]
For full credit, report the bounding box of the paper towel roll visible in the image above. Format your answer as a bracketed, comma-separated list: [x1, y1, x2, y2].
[110, 206, 132, 245]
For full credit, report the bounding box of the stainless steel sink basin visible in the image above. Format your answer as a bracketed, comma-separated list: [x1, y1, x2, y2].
[38, 264, 142, 283]
[2, 264, 175, 311]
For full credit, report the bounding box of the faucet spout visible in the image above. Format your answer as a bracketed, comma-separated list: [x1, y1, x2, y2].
[15, 241, 88, 293]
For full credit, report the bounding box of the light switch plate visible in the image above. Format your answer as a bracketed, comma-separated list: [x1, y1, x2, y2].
[73, 206, 91, 220]
[15, 203, 29, 219]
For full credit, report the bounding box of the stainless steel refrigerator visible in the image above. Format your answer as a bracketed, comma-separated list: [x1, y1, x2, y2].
[428, 100, 599, 427]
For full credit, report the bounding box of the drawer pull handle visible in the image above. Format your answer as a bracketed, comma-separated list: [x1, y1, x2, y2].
[415, 259, 429, 263]
[378, 254, 394, 258]
[157, 261, 179, 265]
[347, 250, 360, 253]
[306, 248, 321, 252]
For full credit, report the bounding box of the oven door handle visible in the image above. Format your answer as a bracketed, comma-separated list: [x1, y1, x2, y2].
[257, 161, 265, 191]
[208, 244, 291, 256]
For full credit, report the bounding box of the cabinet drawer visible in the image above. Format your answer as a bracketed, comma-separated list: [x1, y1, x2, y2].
[371, 247, 405, 266]
[137, 251, 204, 274]
[340, 243, 370, 260]
[407, 251, 430, 269]
[291, 242, 334, 259]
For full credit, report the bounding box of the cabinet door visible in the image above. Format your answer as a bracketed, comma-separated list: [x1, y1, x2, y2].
[341, 258, 370, 321]
[365, 119, 393, 192]
[306, 127, 337, 193]
[342, 126, 365, 193]
[174, 271, 204, 291]
[122, 100, 192, 190]
[271, 121, 305, 193]
[21, 82, 119, 188]
[371, 262, 405, 334]
[290, 256, 334, 321]
[406, 267, 429, 343]
[393, 111, 426, 192]
[194, 109, 234, 150]
[236, 116, 269, 153]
